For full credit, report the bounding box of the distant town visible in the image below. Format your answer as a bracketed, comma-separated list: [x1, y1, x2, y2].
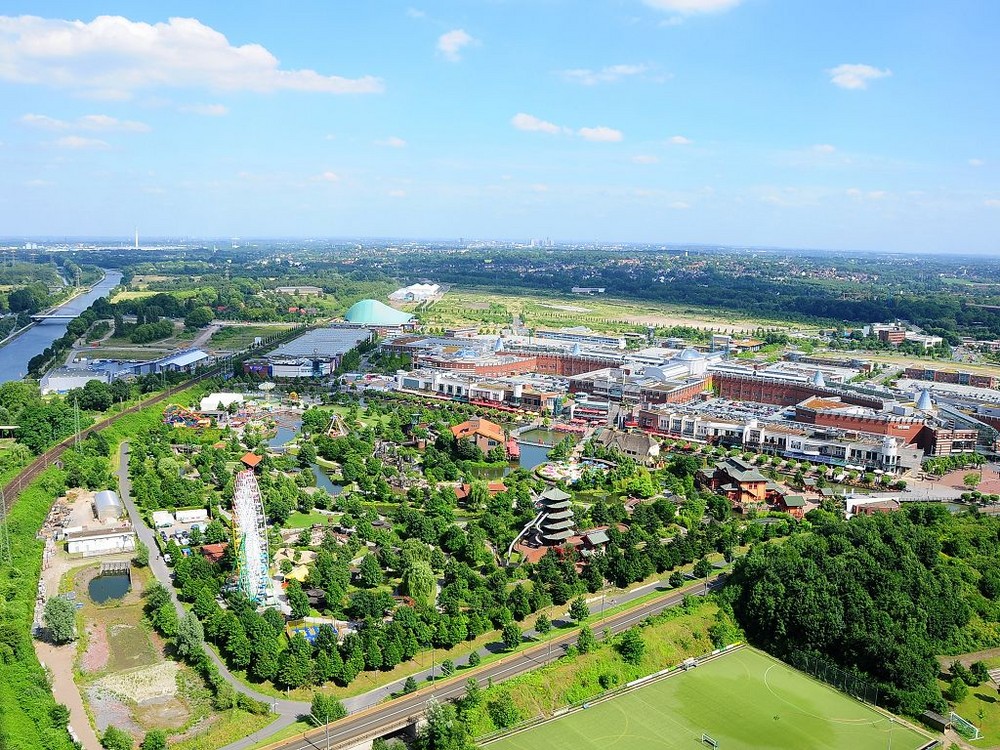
[0, 241, 998, 750]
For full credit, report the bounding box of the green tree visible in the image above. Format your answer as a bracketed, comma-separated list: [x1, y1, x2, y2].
[310, 692, 347, 725]
[534, 613, 552, 635]
[175, 612, 204, 661]
[577, 625, 596, 654]
[501, 622, 522, 651]
[569, 596, 590, 623]
[134, 540, 149, 567]
[964, 473, 982, 491]
[359, 554, 383, 588]
[101, 726, 134, 750]
[618, 627, 645, 665]
[487, 690, 522, 729]
[140, 730, 167, 750]
[43, 596, 76, 644]
[468, 650, 481, 667]
[441, 659, 455, 677]
[693, 557, 713, 579]
[949, 677, 969, 703]
[403, 676, 418, 694]
[184, 305, 214, 328]
[414, 699, 474, 750]
[402, 559, 436, 605]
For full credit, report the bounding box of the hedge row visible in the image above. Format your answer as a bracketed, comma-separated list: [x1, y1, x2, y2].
[0, 467, 74, 750]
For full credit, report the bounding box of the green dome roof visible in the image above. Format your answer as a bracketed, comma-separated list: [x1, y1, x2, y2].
[344, 299, 413, 325]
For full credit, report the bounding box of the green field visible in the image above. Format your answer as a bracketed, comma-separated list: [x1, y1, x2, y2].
[485, 648, 930, 750]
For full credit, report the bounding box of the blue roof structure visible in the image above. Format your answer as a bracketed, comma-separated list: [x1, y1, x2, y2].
[344, 299, 413, 326]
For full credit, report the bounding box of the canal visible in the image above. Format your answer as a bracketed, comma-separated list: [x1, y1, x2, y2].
[0, 269, 123, 384]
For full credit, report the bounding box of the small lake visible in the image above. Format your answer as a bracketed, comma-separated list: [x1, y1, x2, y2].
[467, 464, 513, 480]
[517, 429, 576, 471]
[89, 574, 131, 604]
[268, 426, 297, 447]
[311, 464, 344, 495]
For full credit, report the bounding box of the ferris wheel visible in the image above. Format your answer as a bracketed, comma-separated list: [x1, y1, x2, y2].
[232, 469, 270, 603]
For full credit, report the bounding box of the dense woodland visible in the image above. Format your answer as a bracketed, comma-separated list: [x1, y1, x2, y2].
[724, 504, 1000, 715]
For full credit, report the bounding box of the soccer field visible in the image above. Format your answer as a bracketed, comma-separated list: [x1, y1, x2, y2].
[485, 648, 931, 750]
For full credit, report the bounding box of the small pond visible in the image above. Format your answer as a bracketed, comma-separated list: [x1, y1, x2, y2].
[311, 464, 344, 495]
[268, 425, 297, 447]
[517, 429, 576, 471]
[89, 574, 132, 604]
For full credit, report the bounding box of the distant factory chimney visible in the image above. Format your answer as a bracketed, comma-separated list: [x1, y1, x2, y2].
[134, 227, 139, 250]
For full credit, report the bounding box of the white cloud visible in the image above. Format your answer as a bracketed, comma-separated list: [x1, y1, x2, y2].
[21, 112, 149, 131]
[631, 154, 660, 164]
[388, 189, 407, 197]
[985, 199, 1000, 207]
[969, 158, 985, 167]
[179, 103, 228, 116]
[375, 136, 407, 148]
[20, 113, 65, 129]
[669, 201, 690, 209]
[406, 8, 425, 18]
[828, 63, 892, 90]
[511, 113, 565, 135]
[324, 133, 337, 141]
[812, 143, 836, 153]
[437, 29, 476, 62]
[846, 187, 888, 201]
[669, 135, 692, 145]
[315, 171, 340, 182]
[643, 0, 742, 14]
[0, 15, 383, 97]
[53, 135, 109, 149]
[578, 126, 624, 142]
[560, 64, 648, 86]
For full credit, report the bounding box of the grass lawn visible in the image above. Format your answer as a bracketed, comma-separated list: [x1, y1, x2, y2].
[208, 324, 293, 351]
[171, 709, 276, 750]
[284, 510, 338, 529]
[485, 648, 931, 750]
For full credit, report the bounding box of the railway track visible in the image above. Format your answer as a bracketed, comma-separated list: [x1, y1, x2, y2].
[0, 367, 223, 512]
[1, 321, 312, 513]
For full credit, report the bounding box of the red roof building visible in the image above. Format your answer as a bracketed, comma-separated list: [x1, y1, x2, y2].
[450, 417, 507, 454]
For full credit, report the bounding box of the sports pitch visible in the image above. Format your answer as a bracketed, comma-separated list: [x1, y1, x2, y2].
[485, 647, 931, 750]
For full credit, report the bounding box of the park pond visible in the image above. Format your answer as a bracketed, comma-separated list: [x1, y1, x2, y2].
[88, 574, 132, 604]
[518, 428, 576, 470]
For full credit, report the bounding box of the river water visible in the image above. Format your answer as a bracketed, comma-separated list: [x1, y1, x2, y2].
[0, 270, 123, 383]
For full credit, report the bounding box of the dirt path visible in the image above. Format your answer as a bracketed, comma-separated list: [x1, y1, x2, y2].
[34, 639, 102, 750]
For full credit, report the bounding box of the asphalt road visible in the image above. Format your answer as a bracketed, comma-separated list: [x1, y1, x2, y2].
[270, 575, 725, 750]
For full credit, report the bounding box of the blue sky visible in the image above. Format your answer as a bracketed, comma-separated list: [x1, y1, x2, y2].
[0, 0, 998, 253]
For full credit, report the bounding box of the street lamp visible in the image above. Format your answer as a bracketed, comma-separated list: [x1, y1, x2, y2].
[309, 710, 331, 750]
[887, 717, 894, 750]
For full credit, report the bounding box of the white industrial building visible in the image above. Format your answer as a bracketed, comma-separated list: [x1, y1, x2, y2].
[389, 282, 441, 302]
[175, 508, 209, 524]
[65, 526, 136, 556]
[40, 367, 110, 395]
[152, 511, 176, 528]
[93, 490, 124, 522]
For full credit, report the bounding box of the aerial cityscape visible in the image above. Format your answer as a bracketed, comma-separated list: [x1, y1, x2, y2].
[0, 4, 999, 750]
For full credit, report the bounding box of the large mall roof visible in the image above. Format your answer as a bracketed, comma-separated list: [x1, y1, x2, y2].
[344, 299, 413, 326]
